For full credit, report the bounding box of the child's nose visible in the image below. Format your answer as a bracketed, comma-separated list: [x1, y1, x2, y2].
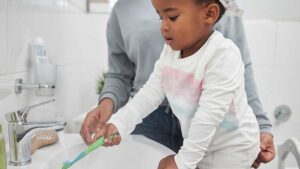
[161, 20, 170, 33]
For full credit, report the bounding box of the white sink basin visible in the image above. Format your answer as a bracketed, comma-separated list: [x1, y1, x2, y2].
[7, 133, 173, 169]
[44, 134, 174, 169]
[0, 89, 10, 101]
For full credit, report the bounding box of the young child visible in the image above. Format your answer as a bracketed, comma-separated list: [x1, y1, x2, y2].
[96, 0, 260, 168]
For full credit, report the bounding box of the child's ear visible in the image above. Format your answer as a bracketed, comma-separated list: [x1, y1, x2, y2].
[204, 3, 220, 24]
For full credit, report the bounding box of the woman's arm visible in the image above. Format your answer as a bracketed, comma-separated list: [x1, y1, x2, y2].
[99, 7, 135, 112]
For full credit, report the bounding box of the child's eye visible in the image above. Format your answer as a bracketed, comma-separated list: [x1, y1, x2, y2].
[169, 16, 178, 21]
[159, 16, 162, 20]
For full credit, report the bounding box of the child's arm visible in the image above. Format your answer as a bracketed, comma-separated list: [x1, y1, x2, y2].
[215, 15, 272, 133]
[106, 45, 169, 138]
[175, 43, 244, 169]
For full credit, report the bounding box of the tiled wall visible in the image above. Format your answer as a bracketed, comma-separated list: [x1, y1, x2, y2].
[0, 0, 299, 168]
[0, 0, 7, 74]
[238, 0, 300, 20]
[0, 0, 109, 132]
[244, 20, 300, 169]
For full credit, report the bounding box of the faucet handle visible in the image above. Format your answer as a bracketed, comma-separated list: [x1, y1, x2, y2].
[5, 98, 55, 123]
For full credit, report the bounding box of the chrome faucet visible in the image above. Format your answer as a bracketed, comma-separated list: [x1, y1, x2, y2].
[15, 78, 56, 94]
[5, 99, 66, 166]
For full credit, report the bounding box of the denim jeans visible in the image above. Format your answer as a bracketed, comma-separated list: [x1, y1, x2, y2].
[131, 106, 183, 153]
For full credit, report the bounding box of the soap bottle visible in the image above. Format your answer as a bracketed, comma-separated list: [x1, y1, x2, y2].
[0, 124, 7, 169]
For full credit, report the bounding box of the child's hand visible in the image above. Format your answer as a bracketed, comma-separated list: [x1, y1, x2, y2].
[157, 155, 178, 169]
[93, 123, 121, 147]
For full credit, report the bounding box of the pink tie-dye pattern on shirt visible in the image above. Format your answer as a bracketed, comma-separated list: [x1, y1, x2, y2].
[162, 66, 239, 130]
[162, 66, 203, 118]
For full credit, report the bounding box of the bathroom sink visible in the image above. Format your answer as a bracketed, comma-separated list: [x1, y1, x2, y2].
[6, 133, 173, 169]
[43, 134, 174, 169]
[0, 89, 10, 101]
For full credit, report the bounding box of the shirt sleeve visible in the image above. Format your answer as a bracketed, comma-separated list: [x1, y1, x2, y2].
[175, 44, 244, 169]
[98, 6, 135, 112]
[107, 46, 168, 137]
[214, 15, 272, 133]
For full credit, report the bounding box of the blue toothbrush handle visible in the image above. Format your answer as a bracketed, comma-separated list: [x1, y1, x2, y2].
[62, 132, 119, 169]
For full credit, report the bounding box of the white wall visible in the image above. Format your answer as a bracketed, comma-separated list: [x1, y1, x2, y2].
[239, 2, 300, 169]
[0, 0, 109, 132]
[0, 0, 7, 74]
[244, 20, 300, 169]
[237, 0, 300, 20]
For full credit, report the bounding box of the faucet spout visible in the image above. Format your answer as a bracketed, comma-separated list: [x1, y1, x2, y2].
[5, 98, 55, 123]
[4, 98, 66, 166]
[16, 121, 66, 143]
[7, 121, 66, 166]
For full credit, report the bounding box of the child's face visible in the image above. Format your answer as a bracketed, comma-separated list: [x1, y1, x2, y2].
[152, 0, 212, 55]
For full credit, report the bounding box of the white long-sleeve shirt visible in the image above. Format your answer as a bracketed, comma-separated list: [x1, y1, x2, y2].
[108, 31, 259, 169]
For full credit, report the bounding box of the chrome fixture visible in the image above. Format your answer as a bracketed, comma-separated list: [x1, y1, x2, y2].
[5, 99, 66, 166]
[278, 138, 300, 169]
[15, 78, 55, 94]
[274, 105, 292, 126]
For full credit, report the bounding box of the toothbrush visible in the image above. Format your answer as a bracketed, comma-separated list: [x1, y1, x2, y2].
[62, 132, 119, 169]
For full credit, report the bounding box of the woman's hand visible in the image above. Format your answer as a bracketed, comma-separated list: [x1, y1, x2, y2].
[80, 98, 114, 145]
[252, 133, 275, 168]
[158, 155, 178, 169]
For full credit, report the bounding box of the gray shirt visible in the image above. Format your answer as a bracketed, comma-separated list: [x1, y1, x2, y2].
[99, 0, 272, 133]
